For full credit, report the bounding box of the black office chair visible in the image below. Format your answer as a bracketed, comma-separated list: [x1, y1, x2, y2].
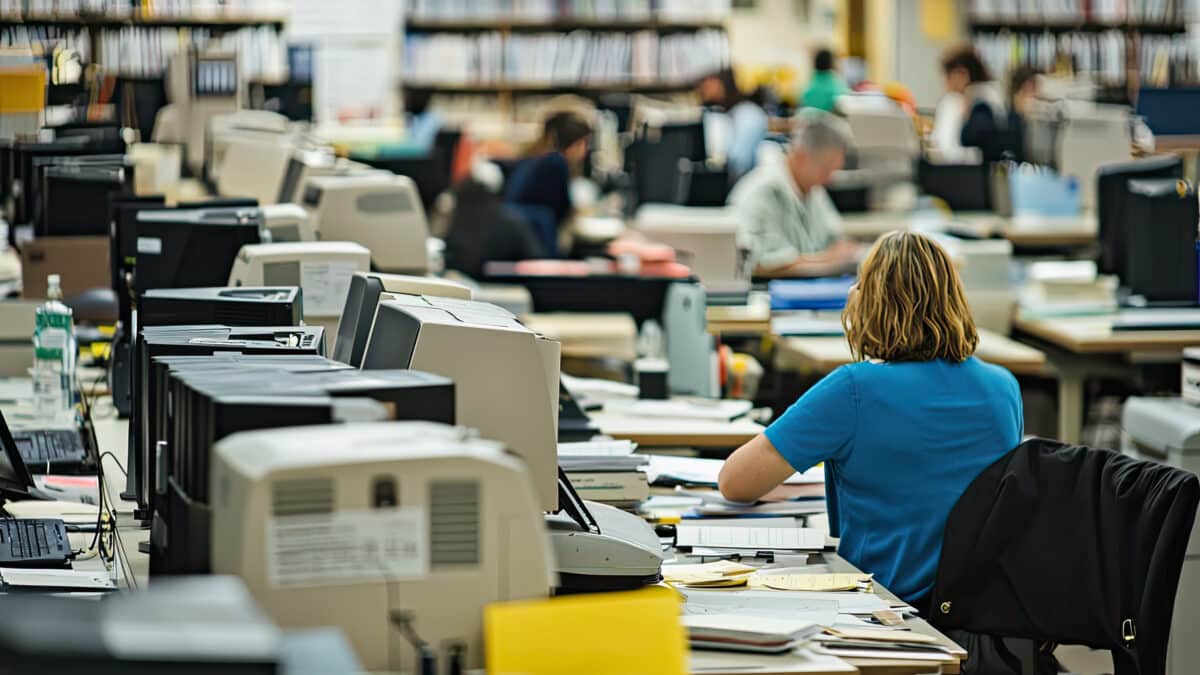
[917, 158, 994, 211]
[628, 120, 706, 207]
[929, 438, 1199, 675]
[674, 159, 730, 207]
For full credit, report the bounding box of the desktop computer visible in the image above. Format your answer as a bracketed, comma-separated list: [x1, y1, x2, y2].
[152, 48, 241, 176]
[301, 174, 429, 273]
[1097, 155, 1183, 281]
[10, 135, 108, 228]
[1122, 178, 1198, 305]
[207, 109, 293, 188]
[228, 241, 371, 342]
[210, 421, 553, 672]
[140, 286, 303, 327]
[39, 163, 131, 237]
[332, 272, 473, 367]
[134, 207, 263, 294]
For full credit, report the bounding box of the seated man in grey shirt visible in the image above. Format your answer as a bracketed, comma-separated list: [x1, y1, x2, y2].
[728, 110, 861, 277]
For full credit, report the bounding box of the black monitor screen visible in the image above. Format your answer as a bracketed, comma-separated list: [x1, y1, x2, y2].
[134, 209, 262, 294]
[0, 410, 34, 494]
[42, 166, 129, 237]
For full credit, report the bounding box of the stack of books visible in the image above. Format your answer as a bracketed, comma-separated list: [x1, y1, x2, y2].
[559, 440, 648, 509]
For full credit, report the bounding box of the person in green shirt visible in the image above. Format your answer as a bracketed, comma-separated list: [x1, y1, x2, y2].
[801, 48, 849, 112]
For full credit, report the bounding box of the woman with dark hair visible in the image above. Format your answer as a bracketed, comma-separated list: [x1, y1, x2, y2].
[931, 45, 1007, 160]
[696, 67, 768, 178]
[503, 111, 592, 255]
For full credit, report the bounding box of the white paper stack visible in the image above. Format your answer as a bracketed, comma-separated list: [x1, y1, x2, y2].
[683, 615, 822, 654]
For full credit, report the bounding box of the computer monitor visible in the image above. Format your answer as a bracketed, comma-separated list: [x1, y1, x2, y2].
[1096, 155, 1183, 278]
[361, 294, 560, 511]
[332, 272, 473, 367]
[634, 205, 746, 290]
[11, 136, 100, 225]
[140, 286, 303, 327]
[301, 174, 429, 273]
[207, 109, 292, 187]
[0, 409, 37, 499]
[1122, 178, 1198, 304]
[153, 48, 241, 175]
[29, 153, 130, 232]
[134, 207, 263, 294]
[40, 164, 131, 237]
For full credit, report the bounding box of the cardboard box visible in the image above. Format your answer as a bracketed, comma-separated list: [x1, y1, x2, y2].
[21, 236, 111, 301]
[0, 300, 38, 377]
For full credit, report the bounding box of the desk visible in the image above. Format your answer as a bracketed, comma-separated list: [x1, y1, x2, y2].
[1014, 314, 1200, 442]
[687, 554, 966, 675]
[840, 211, 1097, 249]
[707, 293, 773, 336]
[774, 329, 1047, 377]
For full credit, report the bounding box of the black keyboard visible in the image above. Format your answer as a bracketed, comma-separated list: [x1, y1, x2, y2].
[0, 518, 71, 567]
[13, 429, 87, 468]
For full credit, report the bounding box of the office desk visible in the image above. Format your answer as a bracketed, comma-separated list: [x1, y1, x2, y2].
[1014, 314, 1200, 442]
[687, 553, 966, 675]
[840, 211, 1096, 249]
[707, 293, 773, 336]
[774, 329, 1047, 377]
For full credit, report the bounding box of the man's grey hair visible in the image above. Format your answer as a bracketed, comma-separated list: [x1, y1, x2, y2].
[790, 110, 853, 155]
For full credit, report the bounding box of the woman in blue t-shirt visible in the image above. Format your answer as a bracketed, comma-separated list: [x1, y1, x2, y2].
[719, 230, 1022, 606]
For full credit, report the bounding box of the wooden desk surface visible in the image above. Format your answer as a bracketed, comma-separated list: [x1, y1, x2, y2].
[1014, 314, 1200, 355]
[775, 329, 1047, 377]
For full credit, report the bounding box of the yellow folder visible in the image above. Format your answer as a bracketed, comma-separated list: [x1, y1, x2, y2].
[485, 587, 687, 675]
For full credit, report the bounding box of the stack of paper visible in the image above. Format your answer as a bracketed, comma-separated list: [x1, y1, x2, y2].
[749, 573, 873, 593]
[662, 560, 756, 588]
[683, 615, 822, 654]
[1020, 261, 1117, 316]
[560, 440, 649, 508]
[675, 525, 827, 555]
[646, 455, 824, 488]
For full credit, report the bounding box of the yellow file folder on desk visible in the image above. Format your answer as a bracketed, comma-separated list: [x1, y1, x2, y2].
[485, 587, 687, 675]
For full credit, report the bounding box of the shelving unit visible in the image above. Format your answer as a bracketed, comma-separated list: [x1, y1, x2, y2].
[401, 9, 730, 118]
[965, 2, 1194, 104]
[0, 12, 286, 27]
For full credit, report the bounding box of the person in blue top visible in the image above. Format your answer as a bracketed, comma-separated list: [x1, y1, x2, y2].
[718, 230, 1022, 608]
[504, 111, 592, 256]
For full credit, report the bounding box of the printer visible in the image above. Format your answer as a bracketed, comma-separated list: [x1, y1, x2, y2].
[152, 48, 241, 176]
[634, 205, 749, 298]
[360, 294, 665, 591]
[261, 203, 317, 243]
[301, 174, 429, 274]
[210, 421, 554, 672]
[228, 242, 371, 344]
[140, 286, 303, 327]
[276, 149, 377, 205]
[208, 109, 294, 192]
[149, 361, 455, 576]
[333, 271, 473, 367]
[1121, 396, 1200, 675]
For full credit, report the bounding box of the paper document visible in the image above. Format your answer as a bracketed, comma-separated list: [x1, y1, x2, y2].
[605, 399, 753, 421]
[557, 440, 637, 456]
[751, 573, 873, 592]
[646, 455, 823, 487]
[676, 526, 826, 551]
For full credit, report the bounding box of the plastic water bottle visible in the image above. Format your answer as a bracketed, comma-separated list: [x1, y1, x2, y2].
[32, 274, 75, 422]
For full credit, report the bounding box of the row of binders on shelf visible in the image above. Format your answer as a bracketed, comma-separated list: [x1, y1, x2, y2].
[0, 24, 91, 62]
[403, 28, 728, 87]
[2, 0, 287, 20]
[975, 29, 1127, 83]
[968, 0, 1189, 24]
[406, 0, 730, 23]
[94, 24, 286, 81]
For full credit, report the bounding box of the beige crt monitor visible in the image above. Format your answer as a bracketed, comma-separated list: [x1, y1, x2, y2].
[301, 174, 429, 274]
[634, 204, 746, 288]
[209, 421, 555, 672]
[361, 295, 560, 511]
[208, 109, 292, 185]
[276, 150, 378, 204]
[215, 136, 295, 206]
[228, 242, 370, 341]
[260, 204, 317, 243]
[152, 48, 241, 176]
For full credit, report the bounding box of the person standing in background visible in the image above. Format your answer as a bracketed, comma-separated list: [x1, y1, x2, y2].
[801, 48, 849, 112]
[696, 68, 769, 178]
[931, 45, 1006, 161]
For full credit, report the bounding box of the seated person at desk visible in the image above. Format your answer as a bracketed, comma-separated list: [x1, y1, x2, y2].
[444, 162, 546, 279]
[718, 231, 1022, 607]
[696, 68, 769, 178]
[727, 110, 859, 277]
[931, 45, 1009, 161]
[800, 47, 849, 113]
[504, 111, 592, 256]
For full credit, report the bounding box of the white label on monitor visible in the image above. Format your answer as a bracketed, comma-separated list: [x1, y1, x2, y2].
[267, 508, 427, 588]
[136, 237, 162, 255]
[300, 261, 359, 317]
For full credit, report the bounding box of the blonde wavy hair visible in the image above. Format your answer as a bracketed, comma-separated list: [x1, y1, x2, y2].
[843, 230, 978, 363]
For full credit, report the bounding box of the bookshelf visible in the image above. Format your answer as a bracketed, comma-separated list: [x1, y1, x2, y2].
[965, 1, 1194, 103]
[401, 7, 731, 117]
[0, 12, 287, 28]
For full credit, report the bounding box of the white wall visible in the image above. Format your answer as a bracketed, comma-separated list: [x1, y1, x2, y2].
[866, 0, 964, 109]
